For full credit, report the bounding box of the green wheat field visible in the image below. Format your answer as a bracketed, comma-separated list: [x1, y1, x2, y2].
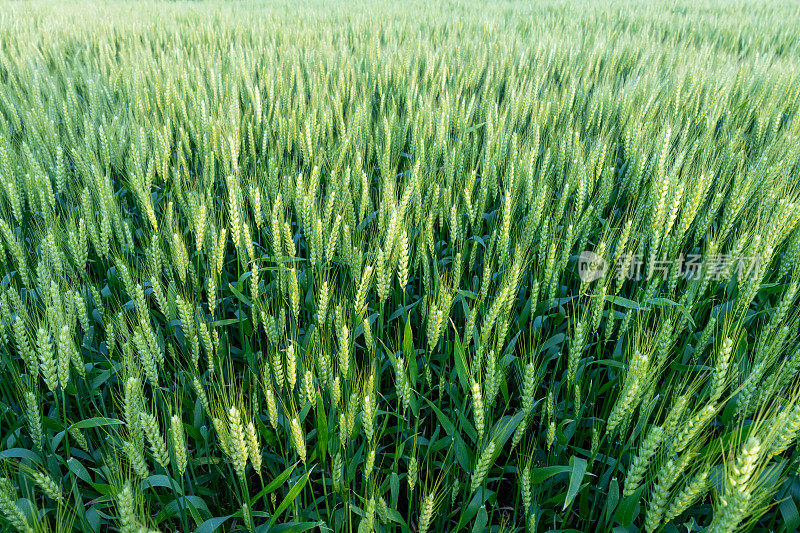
[1, 0, 799, 531]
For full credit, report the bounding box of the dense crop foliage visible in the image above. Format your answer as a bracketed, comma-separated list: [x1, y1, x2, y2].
[1, 1, 800, 531]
